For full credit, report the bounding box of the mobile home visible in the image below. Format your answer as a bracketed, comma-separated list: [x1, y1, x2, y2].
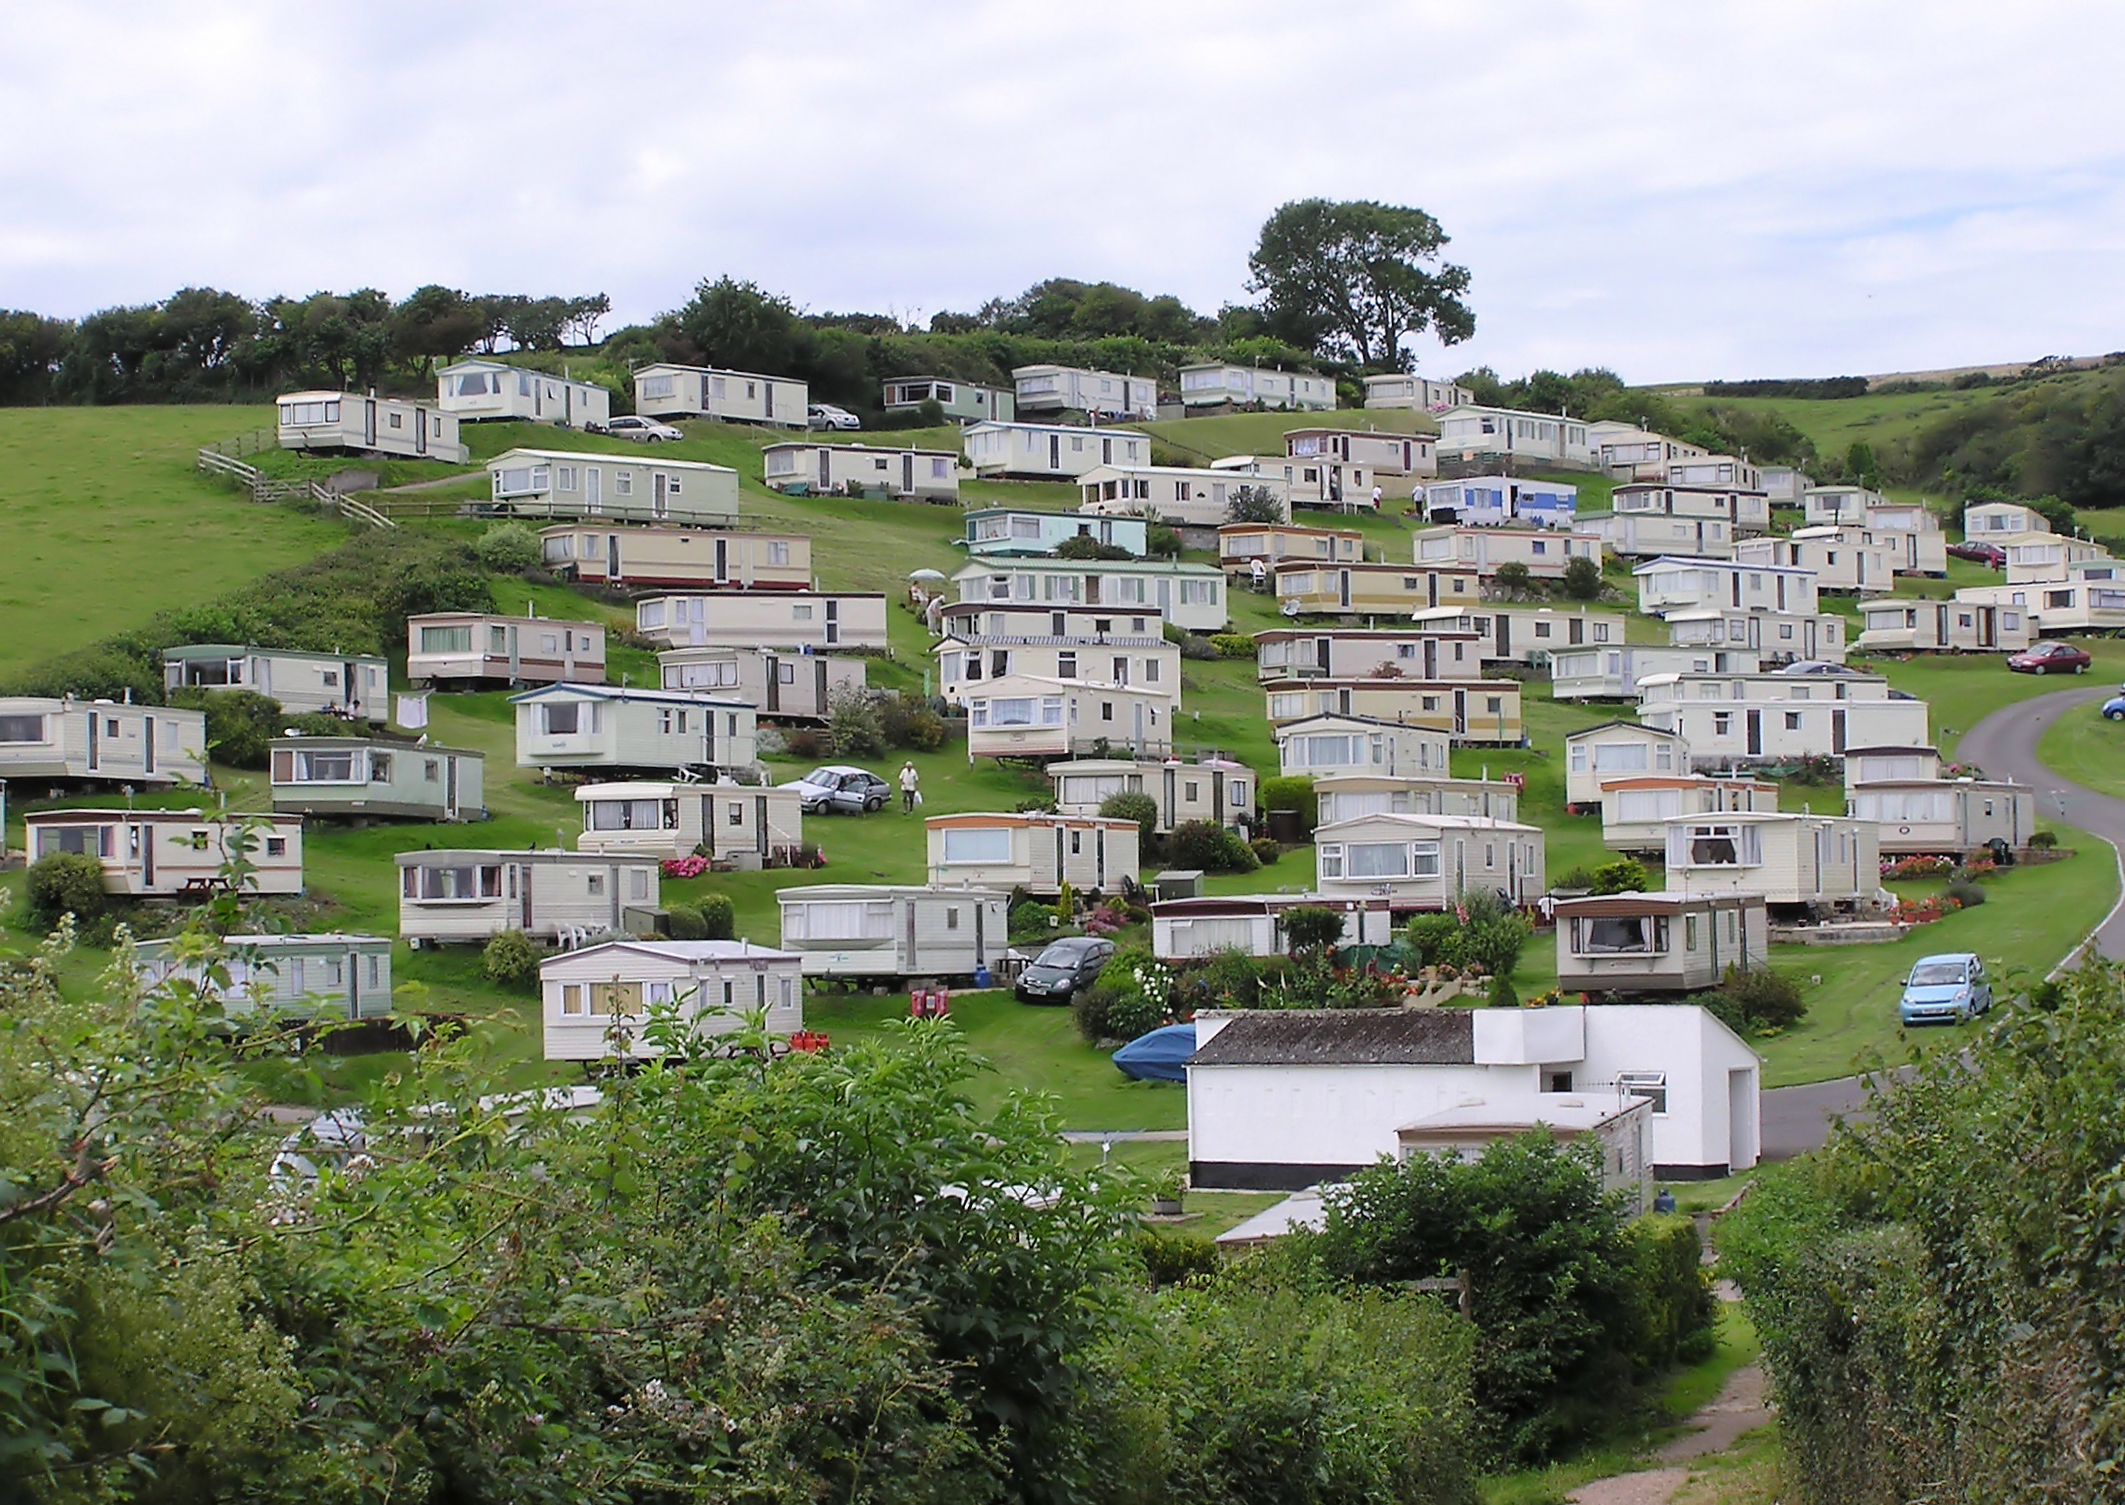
[436, 359, 609, 427]
[1553, 893, 1768, 996]
[1573, 510, 1732, 560]
[1414, 606, 1629, 664]
[1011, 364, 1157, 420]
[1549, 645, 1765, 701]
[512, 683, 758, 776]
[1636, 673, 1929, 765]
[539, 525, 811, 590]
[269, 736, 484, 821]
[1151, 895, 1393, 960]
[486, 448, 739, 527]
[1286, 428, 1437, 477]
[1177, 363, 1335, 411]
[1668, 456, 1762, 490]
[1312, 812, 1546, 909]
[136, 933, 394, 1021]
[1434, 406, 1593, 471]
[776, 884, 1009, 979]
[963, 674, 1175, 760]
[1843, 745, 1943, 786]
[1078, 464, 1290, 527]
[937, 633, 1178, 707]
[1218, 522, 1366, 577]
[763, 441, 961, 501]
[407, 612, 606, 688]
[963, 422, 1150, 480]
[1255, 627, 1487, 684]
[1734, 528, 1901, 594]
[1663, 607, 1848, 663]
[881, 376, 1014, 424]
[924, 812, 1141, 896]
[1274, 713, 1451, 779]
[575, 780, 803, 863]
[1563, 722, 1691, 810]
[1262, 677, 1525, 746]
[2005, 535, 2112, 585]
[1633, 557, 1821, 617]
[275, 391, 466, 462]
[1272, 561, 1481, 616]
[1589, 424, 1706, 481]
[1361, 374, 1474, 411]
[1963, 501, 2052, 539]
[964, 508, 1148, 558]
[951, 557, 1227, 631]
[1420, 476, 1579, 529]
[396, 848, 662, 945]
[658, 645, 866, 721]
[1956, 578, 2125, 635]
[1047, 756, 1255, 832]
[24, 809, 303, 896]
[1761, 466, 1814, 504]
[632, 362, 807, 426]
[938, 599, 1170, 645]
[1854, 598, 2035, 653]
[1612, 482, 1770, 534]
[1661, 812, 1880, 909]
[1846, 779, 2035, 857]
[0, 697, 206, 786]
[1598, 775, 1780, 854]
[1311, 773, 1522, 825]
[1801, 484, 1890, 526]
[163, 645, 387, 720]
[635, 591, 890, 650]
[540, 940, 804, 1062]
[1213, 453, 1378, 509]
[1412, 525, 1600, 579]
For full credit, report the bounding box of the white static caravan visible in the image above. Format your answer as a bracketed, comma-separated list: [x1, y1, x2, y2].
[964, 508, 1149, 558]
[1589, 424, 1706, 481]
[632, 362, 807, 427]
[1217, 522, 1366, 577]
[937, 599, 1169, 646]
[1801, 484, 1891, 526]
[1312, 812, 1546, 910]
[162, 645, 387, 720]
[396, 848, 661, 946]
[1274, 713, 1451, 780]
[1574, 510, 1733, 561]
[1843, 744, 1943, 787]
[1255, 627, 1487, 684]
[1956, 578, 2125, 636]
[1563, 722, 1692, 810]
[1964, 501, 2053, 540]
[1311, 773, 1522, 825]
[1635, 673, 1928, 765]
[1177, 363, 1336, 411]
[1435, 406, 1593, 470]
[1213, 453, 1379, 510]
[882, 376, 1014, 425]
[1048, 757, 1255, 833]
[2005, 536, 2113, 585]
[935, 633, 1178, 708]
[1077, 464, 1291, 527]
[963, 674, 1175, 761]
[436, 359, 610, 428]
[1612, 482, 1771, 535]
[539, 525, 811, 591]
[1412, 606, 1630, 666]
[963, 421, 1149, 480]
[135, 933, 395, 1022]
[269, 736, 484, 821]
[540, 940, 804, 1063]
[275, 391, 467, 463]
[658, 646, 866, 722]
[1553, 893, 1770, 997]
[1011, 364, 1157, 421]
[511, 683, 758, 777]
[635, 591, 889, 651]
[1550, 645, 1765, 702]
[1668, 455, 1762, 490]
[1151, 894, 1393, 961]
[1597, 775, 1780, 854]
[1760, 467, 1815, 504]
[407, 612, 606, 688]
[777, 884, 1009, 980]
[1633, 556, 1821, 617]
[1735, 528, 1901, 594]
[1847, 779, 2035, 857]
[1420, 476, 1579, 530]
[24, 809, 303, 897]
[1855, 598, 2035, 653]
[1661, 812, 1880, 910]
[1272, 560, 1481, 617]
[487, 448, 740, 528]
[1412, 525, 1600, 580]
[1286, 428, 1437, 478]
[924, 812, 1141, 897]
[576, 780, 803, 864]
[1663, 607, 1848, 664]
[0, 697, 206, 786]
[1362, 374, 1475, 411]
[763, 441, 961, 502]
[950, 557, 1227, 632]
[1262, 678, 1525, 747]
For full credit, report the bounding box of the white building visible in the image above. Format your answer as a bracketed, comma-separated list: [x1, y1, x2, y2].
[1963, 500, 2052, 539]
[0, 697, 206, 786]
[1597, 775, 1779, 854]
[763, 441, 961, 502]
[486, 447, 740, 527]
[950, 557, 1227, 632]
[1151, 895, 1394, 961]
[163, 644, 387, 720]
[924, 812, 1141, 896]
[1612, 482, 1771, 535]
[436, 359, 610, 427]
[1854, 598, 2035, 653]
[1801, 484, 1890, 526]
[963, 421, 1150, 480]
[1012, 364, 1157, 421]
[1274, 713, 1451, 779]
[539, 526, 812, 591]
[24, 809, 303, 897]
[2005, 535, 2112, 585]
[777, 885, 1010, 980]
[1413, 525, 1600, 579]
[275, 391, 466, 463]
[1286, 428, 1436, 477]
[1551, 645, 1765, 701]
[1361, 374, 1475, 411]
[540, 940, 804, 1062]
[1636, 673, 1929, 765]
[1760, 466, 1814, 504]
[511, 683, 758, 776]
[633, 363, 807, 426]
[1574, 510, 1733, 560]
[1553, 893, 1770, 997]
[634, 592, 889, 651]
[1311, 773, 1522, 825]
[657, 645, 866, 722]
[1178, 363, 1335, 411]
[1661, 812, 1880, 909]
[575, 780, 803, 864]
[937, 633, 1179, 708]
[1847, 778, 2036, 857]
[1420, 475, 1578, 529]
[1633, 556, 1821, 617]
[1256, 627, 1487, 684]
[1212, 453, 1378, 510]
[1311, 811, 1545, 908]
[1956, 575, 2125, 635]
[1262, 678, 1525, 746]
[1218, 522, 1367, 577]
[1589, 424, 1706, 481]
[407, 612, 606, 688]
[1563, 722, 1692, 810]
[1734, 528, 1901, 594]
[1413, 606, 1629, 665]
[1078, 464, 1290, 527]
[963, 674, 1175, 761]
[136, 933, 394, 1023]
[963, 507, 1149, 558]
[269, 736, 484, 822]
[1048, 756, 1255, 832]
[881, 375, 1014, 425]
[1663, 607, 1848, 664]
[1434, 406, 1593, 470]
[397, 848, 661, 946]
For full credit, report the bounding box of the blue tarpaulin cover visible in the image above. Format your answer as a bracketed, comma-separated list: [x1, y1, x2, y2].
[1111, 1022, 1197, 1083]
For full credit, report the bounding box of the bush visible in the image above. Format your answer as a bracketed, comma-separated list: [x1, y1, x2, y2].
[168, 686, 287, 770]
[1105, 990, 1168, 1043]
[1225, 484, 1283, 524]
[1168, 820, 1257, 874]
[1054, 534, 1131, 561]
[1406, 912, 1463, 967]
[1281, 905, 1345, 955]
[481, 929, 544, 990]
[696, 892, 735, 940]
[1087, 947, 1173, 1042]
[1257, 775, 1315, 834]
[1589, 858, 1649, 895]
[1176, 633, 1221, 661]
[666, 903, 709, 940]
[1129, 1227, 1221, 1289]
[1561, 555, 1603, 600]
[1407, 892, 1531, 978]
[1172, 948, 1266, 1012]
[1100, 791, 1160, 844]
[1207, 633, 1257, 659]
[1014, 796, 1059, 814]
[1944, 878, 1987, 908]
[1146, 524, 1183, 557]
[1071, 981, 1119, 1042]
[1486, 972, 1519, 1009]
[878, 690, 946, 752]
[2030, 829, 2059, 849]
[472, 522, 542, 574]
[1248, 837, 1280, 865]
[1625, 1215, 1717, 1370]
[1553, 865, 1597, 890]
[782, 727, 821, 760]
[1493, 560, 1533, 595]
[25, 853, 112, 930]
[1714, 964, 1808, 1030]
[823, 687, 886, 758]
[1010, 899, 1055, 943]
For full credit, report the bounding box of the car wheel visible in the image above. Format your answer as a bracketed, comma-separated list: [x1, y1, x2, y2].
[2077, 662, 2088, 673]
[866, 797, 884, 812]
[2108, 709, 2124, 721]
[2038, 663, 2050, 675]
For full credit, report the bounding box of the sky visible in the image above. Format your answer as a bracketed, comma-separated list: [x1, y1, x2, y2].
[3, 0, 2123, 385]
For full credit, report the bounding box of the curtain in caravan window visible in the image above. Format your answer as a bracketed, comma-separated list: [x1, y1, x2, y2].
[1345, 843, 1411, 878]
[1614, 789, 1674, 823]
[1574, 916, 1659, 953]
[1592, 743, 1649, 772]
[1173, 917, 1256, 955]
[942, 828, 1013, 863]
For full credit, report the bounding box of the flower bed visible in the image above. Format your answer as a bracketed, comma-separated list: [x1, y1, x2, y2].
[1882, 855, 1955, 881]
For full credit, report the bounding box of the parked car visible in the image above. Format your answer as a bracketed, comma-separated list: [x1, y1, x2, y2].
[1773, 660, 1861, 677]
[1898, 952, 1992, 1025]
[2008, 641, 2091, 675]
[780, 765, 890, 814]
[1015, 936, 1117, 1004]
[588, 415, 684, 442]
[2102, 687, 2125, 721]
[1947, 541, 2008, 567]
[807, 404, 861, 431]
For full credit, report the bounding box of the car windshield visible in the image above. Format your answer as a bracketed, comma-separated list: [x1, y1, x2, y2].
[1908, 960, 1969, 987]
[1034, 941, 1096, 967]
[800, 769, 841, 787]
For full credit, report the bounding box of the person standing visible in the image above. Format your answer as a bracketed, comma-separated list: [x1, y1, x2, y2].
[899, 760, 921, 813]
[1370, 482, 1384, 510]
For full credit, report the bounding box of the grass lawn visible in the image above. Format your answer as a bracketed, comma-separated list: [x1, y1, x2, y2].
[2037, 695, 2125, 802]
[1861, 638, 2125, 760]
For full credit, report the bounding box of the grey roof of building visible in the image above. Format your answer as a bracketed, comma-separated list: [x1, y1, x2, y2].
[1189, 1009, 1475, 1067]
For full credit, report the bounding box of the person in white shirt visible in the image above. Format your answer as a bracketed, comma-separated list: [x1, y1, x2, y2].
[898, 761, 921, 812]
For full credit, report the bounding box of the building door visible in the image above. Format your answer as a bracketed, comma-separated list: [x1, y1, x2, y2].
[1157, 578, 1172, 617]
[1802, 617, 1816, 657]
[714, 536, 728, 582]
[518, 865, 534, 930]
[1496, 614, 1512, 657]
[1316, 637, 1332, 674]
[902, 454, 914, 495]
[1337, 687, 1352, 716]
[763, 382, 774, 420]
[1424, 573, 1437, 608]
[653, 472, 669, 519]
[1728, 1068, 1758, 1171]
[1452, 688, 1468, 737]
[1976, 607, 1996, 648]
[1096, 825, 1108, 888]
[824, 599, 840, 646]
[86, 712, 98, 771]
[1048, 434, 1061, 471]
[1101, 436, 1113, 465]
[1745, 709, 1762, 756]
[1132, 700, 1145, 752]
[607, 533, 622, 583]
[1831, 707, 1846, 754]
[444, 756, 458, 819]
[819, 450, 831, 488]
[764, 655, 781, 713]
[755, 796, 769, 856]
[1569, 617, 1585, 645]
[364, 400, 377, 448]
[814, 657, 828, 714]
[905, 902, 919, 971]
[1423, 639, 1437, 678]
[586, 467, 601, 513]
[143, 716, 155, 776]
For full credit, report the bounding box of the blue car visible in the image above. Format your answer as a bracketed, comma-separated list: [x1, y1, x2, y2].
[1898, 952, 1992, 1026]
[2104, 686, 2125, 721]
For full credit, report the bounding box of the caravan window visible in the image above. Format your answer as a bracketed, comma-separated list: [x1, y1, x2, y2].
[785, 901, 892, 940]
[279, 400, 340, 425]
[37, 824, 111, 858]
[419, 625, 473, 654]
[941, 827, 1013, 864]
[0, 714, 45, 742]
[403, 864, 502, 900]
[539, 703, 585, 735]
[452, 372, 494, 396]
[1572, 916, 1669, 954]
[294, 750, 357, 782]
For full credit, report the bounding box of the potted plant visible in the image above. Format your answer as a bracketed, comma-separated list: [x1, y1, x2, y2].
[1149, 1168, 1186, 1217]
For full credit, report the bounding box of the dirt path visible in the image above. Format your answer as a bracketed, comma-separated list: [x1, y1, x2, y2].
[1567, 1360, 1772, 1505]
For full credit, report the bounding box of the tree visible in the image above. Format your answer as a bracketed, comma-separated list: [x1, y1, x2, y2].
[673, 276, 804, 376]
[1561, 555, 1604, 600]
[1248, 199, 1475, 367]
[1493, 560, 1533, 596]
[1226, 484, 1285, 525]
[389, 284, 482, 376]
[1281, 905, 1346, 956]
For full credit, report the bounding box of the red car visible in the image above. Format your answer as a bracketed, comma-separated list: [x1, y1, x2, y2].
[2007, 641, 2092, 674]
[1948, 541, 2008, 567]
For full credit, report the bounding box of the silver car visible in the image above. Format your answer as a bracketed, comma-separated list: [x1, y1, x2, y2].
[780, 765, 891, 815]
[593, 414, 684, 442]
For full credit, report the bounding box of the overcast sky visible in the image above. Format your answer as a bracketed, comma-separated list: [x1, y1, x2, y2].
[4, 0, 2121, 384]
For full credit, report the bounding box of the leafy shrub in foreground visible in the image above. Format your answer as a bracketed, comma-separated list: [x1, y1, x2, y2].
[25, 853, 112, 930]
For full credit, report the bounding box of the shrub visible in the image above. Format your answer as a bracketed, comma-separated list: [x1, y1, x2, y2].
[1053, 534, 1131, 561]
[481, 929, 544, 990]
[1486, 972, 1519, 1009]
[823, 687, 886, 758]
[666, 903, 709, 940]
[1944, 878, 1987, 908]
[1589, 858, 1649, 895]
[1173, 948, 1265, 1012]
[168, 686, 287, 770]
[1406, 912, 1463, 967]
[1009, 899, 1055, 943]
[1129, 1227, 1221, 1288]
[1225, 484, 1283, 525]
[1248, 837, 1280, 865]
[878, 690, 946, 752]
[472, 522, 542, 574]
[1100, 791, 1160, 844]
[1553, 865, 1597, 890]
[1176, 633, 1222, 661]
[1207, 633, 1257, 659]
[1493, 560, 1533, 595]
[1257, 775, 1316, 834]
[2030, 829, 2059, 849]
[1281, 905, 1345, 955]
[1624, 1215, 1716, 1369]
[1071, 981, 1119, 1042]
[1168, 820, 1257, 873]
[1715, 964, 1808, 1030]
[1105, 989, 1167, 1042]
[696, 892, 735, 940]
[782, 727, 821, 760]
[1146, 524, 1183, 557]
[25, 853, 111, 929]
[1560, 554, 1603, 599]
[1014, 796, 1059, 814]
[1088, 947, 1173, 1042]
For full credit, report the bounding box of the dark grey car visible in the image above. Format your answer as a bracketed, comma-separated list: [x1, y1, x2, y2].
[1015, 936, 1117, 1004]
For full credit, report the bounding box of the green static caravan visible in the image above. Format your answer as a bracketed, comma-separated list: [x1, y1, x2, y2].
[270, 736, 485, 821]
[136, 933, 393, 1022]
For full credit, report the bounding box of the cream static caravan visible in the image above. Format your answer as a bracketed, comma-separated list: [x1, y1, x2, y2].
[136, 933, 394, 1023]
[1549, 645, 1764, 702]
[436, 359, 609, 427]
[162, 645, 387, 720]
[950, 557, 1227, 632]
[1311, 773, 1522, 825]
[1563, 722, 1691, 810]
[962, 674, 1175, 761]
[632, 362, 807, 426]
[1554, 893, 1768, 997]
[0, 696, 206, 786]
[1272, 561, 1481, 616]
[882, 375, 1014, 425]
[1217, 522, 1365, 577]
[1963, 501, 2051, 539]
[1661, 812, 1879, 910]
[1177, 363, 1336, 411]
[1955, 577, 2125, 635]
[1434, 405, 1593, 470]
[575, 780, 803, 864]
[1420, 475, 1579, 530]
[1286, 428, 1437, 477]
[1078, 464, 1291, 527]
[763, 441, 961, 501]
[1589, 424, 1706, 481]
[1611, 482, 1771, 535]
[1273, 713, 1451, 780]
[2005, 535, 2112, 585]
[964, 508, 1150, 559]
[1361, 374, 1474, 411]
[658, 646, 866, 722]
[269, 736, 484, 821]
[1668, 455, 1762, 490]
[1151, 895, 1394, 961]
[1412, 525, 1599, 580]
[1854, 598, 2034, 653]
[1635, 671, 1928, 765]
[1663, 607, 1847, 664]
[1847, 778, 2036, 857]
[1212, 453, 1377, 510]
[1735, 528, 1901, 594]
[406, 612, 606, 688]
[1633, 557, 1821, 617]
[1573, 509, 1732, 560]
[1311, 811, 1546, 909]
[487, 448, 739, 528]
[963, 421, 1149, 480]
[1254, 627, 1487, 684]
[1047, 756, 1255, 833]
[397, 848, 661, 946]
[1011, 364, 1157, 420]
[540, 940, 804, 1063]
[936, 632, 1178, 708]
[24, 809, 302, 897]
[1801, 484, 1890, 526]
[511, 683, 758, 777]
[1412, 606, 1629, 666]
[1262, 678, 1525, 747]
[275, 391, 467, 462]
[778, 884, 1010, 981]
[924, 812, 1141, 897]
[635, 591, 889, 651]
[1598, 775, 1779, 854]
[539, 525, 811, 591]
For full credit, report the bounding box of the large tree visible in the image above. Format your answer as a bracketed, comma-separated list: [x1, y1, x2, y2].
[1247, 198, 1475, 368]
